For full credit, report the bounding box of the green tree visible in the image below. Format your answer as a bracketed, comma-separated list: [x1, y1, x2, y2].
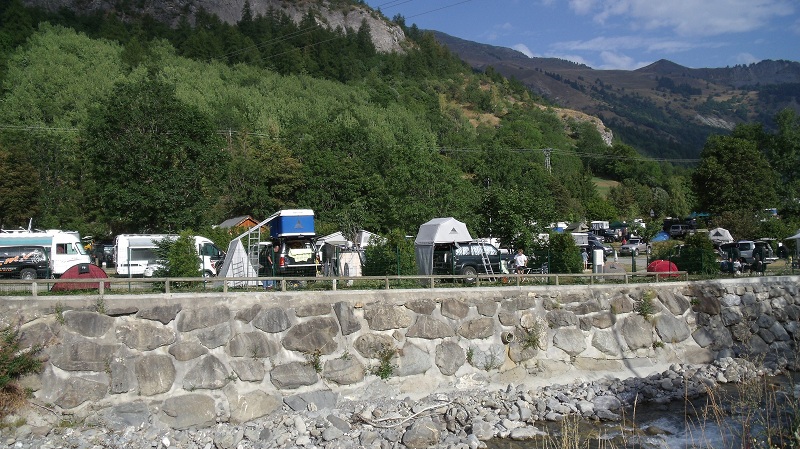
[0, 147, 40, 227]
[692, 135, 778, 216]
[152, 232, 203, 278]
[363, 229, 415, 276]
[547, 232, 582, 274]
[83, 72, 226, 233]
[673, 233, 717, 275]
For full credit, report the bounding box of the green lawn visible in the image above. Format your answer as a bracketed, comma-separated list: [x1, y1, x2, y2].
[593, 177, 619, 199]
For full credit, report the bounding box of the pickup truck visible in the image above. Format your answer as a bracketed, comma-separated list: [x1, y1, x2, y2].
[432, 242, 513, 282]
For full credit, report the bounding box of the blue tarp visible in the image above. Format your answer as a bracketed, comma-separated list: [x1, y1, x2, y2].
[651, 231, 670, 242]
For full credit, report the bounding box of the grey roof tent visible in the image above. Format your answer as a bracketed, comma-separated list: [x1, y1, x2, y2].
[414, 217, 473, 276]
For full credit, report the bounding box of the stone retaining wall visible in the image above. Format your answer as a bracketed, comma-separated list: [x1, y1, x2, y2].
[4, 276, 798, 429]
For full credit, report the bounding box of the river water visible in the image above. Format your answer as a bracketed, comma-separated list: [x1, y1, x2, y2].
[486, 374, 799, 449]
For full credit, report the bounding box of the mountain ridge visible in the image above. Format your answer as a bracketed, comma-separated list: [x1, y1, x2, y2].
[432, 31, 800, 158]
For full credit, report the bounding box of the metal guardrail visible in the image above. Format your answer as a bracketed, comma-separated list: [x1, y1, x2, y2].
[0, 270, 690, 296]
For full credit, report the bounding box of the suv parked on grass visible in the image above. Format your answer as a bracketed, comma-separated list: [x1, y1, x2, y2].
[432, 242, 513, 281]
[719, 240, 775, 265]
[669, 224, 694, 239]
[0, 246, 50, 279]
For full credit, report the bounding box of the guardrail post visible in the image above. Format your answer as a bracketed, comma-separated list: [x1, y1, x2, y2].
[332, 279, 337, 291]
[165, 279, 170, 294]
[624, 273, 629, 284]
[280, 279, 286, 292]
[555, 274, 559, 286]
[223, 280, 228, 293]
[31, 281, 37, 297]
[99, 281, 104, 295]
[385, 277, 389, 290]
[429, 277, 434, 289]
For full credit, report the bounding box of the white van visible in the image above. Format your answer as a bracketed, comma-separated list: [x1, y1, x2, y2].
[0, 229, 90, 276]
[114, 234, 224, 277]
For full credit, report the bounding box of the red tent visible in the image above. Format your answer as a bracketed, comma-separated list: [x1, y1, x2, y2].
[51, 263, 110, 291]
[646, 260, 680, 277]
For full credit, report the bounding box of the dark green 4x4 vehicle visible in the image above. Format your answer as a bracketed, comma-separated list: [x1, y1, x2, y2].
[0, 246, 51, 279]
[432, 242, 513, 281]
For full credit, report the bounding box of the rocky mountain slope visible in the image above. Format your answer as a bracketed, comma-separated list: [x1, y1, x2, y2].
[433, 31, 800, 159]
[21, 0, 406, 53]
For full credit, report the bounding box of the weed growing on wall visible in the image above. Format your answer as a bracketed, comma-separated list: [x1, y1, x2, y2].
[371, 345, 396, 380]
[0, 325, 42, 418]
[636, 290, 657, 319]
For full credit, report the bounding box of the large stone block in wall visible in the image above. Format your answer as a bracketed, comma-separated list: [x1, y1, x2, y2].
[658, 291, 691, 315]
[354, 333, 396, 359]
[135, 354, 175, 396]
[235, 304, 262, 323]
[441, 299, 469, 320]
[546, 310, 578, 328]
[653, 313, 690, 343]
[621, 315, 654, 350]
[136, 304, 182, 324]
[229, 359, 267, 382]
[296, 303, 331, 317]
[406, 315, 454, 339]
[39, 366, 108, 409]
[476, 300, 498, 317]
[50, 337, 119, 372]
[396, 342, 431, 376]
[364, 304, 412, 330]
[553, 328, 586, 356]
[252, 307, 291, 333]
[228, 332, 280, 358]
[323, 357, 365, 385]
[225, 387, 282, 424]
[282, 317, 340, 355]
[435, 341, 465, 375]
[271, 361, 318, 389]
[592, 329, 627, 356]
[169, 341, 208, 361]
[19, 321, 57, 351]
[405, 299, 436, 315]
[334, 301, 361, 335]
[608, 296, 634, 314]
[177, 305, 230, 332]
[116, 320, 176, 351]
[691, 287, 722, 315]
[182, 355, 231, 390]
[457, 317, 494, 339]
[160, 394, 215, 430]
[196, 323, 232, 349]
[63, 311, 114, 337]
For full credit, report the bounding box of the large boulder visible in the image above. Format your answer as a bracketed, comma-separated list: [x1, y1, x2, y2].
[62, 311, 114, 337]
[135, 354, 175, 396]
[270, 362, 318, 389]
[322, 357, 365, 385]
[621, 315, 654, 350]
[160, 394, 215, 430]
[363, 304, 413, 330]
[116, 320, 176, 351]
[435, 341, 465, 375]
[282, 317, 340, 355]
[177, 305, 230, 332]
[182, 355, 231, 390]
[252, 307, 291, 333]
[406, 315, 454, 339]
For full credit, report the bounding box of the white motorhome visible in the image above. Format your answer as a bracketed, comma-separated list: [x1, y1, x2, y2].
[0, 229, 90, 276]
[114, 234, 224, 277]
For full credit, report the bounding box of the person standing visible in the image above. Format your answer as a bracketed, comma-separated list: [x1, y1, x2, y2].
[513, 248, 528, 274]
[581, 248, 589, 271]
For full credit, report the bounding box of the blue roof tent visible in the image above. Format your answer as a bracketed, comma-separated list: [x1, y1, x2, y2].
[651, 231, 670, 242]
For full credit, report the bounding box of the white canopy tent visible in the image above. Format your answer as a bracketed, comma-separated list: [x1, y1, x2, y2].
[414, 217, 473, 275]
[708, 227, 734, 245]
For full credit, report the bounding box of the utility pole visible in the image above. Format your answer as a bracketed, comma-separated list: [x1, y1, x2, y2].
[543, 148, 553, 174]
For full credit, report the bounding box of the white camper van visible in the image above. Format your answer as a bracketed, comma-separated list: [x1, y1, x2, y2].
[0, 229, 90, 276]
[114, 234, 224, 277]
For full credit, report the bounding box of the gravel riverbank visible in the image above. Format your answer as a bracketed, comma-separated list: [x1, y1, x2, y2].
[4, 356, 796, 449]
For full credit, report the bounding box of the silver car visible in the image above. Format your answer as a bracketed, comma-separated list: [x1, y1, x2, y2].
[619, 238, 651, 256]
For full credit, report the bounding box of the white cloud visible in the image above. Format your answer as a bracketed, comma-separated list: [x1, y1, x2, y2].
[596, 51, 650, 70]
[572, 0, 795, 37]
[736, 52, 759, 64]
[512, 44, 535, 58]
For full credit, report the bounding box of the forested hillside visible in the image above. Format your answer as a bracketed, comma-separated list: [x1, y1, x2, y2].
[0, 0, 796, 248]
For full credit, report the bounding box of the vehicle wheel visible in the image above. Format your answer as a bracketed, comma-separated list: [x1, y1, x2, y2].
[633, 249, 639, 257]
[646, 246, 652, 255]
[20, 268, 37, 280]
[202, 270, 214, 278]
[461, 266, 477, 284]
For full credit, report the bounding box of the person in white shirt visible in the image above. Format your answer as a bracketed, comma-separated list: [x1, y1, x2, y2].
[513, 249, 528, 274]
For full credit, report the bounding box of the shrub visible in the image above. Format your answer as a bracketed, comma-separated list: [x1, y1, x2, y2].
[547, 232, 582, 274]
[0, 325, 43, 418]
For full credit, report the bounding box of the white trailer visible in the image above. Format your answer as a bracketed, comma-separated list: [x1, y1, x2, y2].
[0, 229, 91, 276]
[114, 234, 224, 277]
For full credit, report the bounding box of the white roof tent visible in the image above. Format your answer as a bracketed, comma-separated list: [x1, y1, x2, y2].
[708, 227, 734, 245]
[217, 209, 315, 287]
[414, 217, 473, 276]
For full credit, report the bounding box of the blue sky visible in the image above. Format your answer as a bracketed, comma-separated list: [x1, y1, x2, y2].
[363, 0, 799, 70]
